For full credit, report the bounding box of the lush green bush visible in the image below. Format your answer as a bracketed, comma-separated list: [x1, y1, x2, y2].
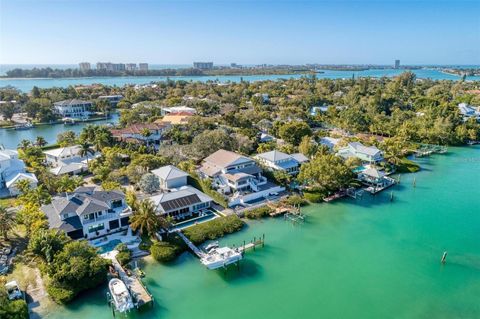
[46, 241, 110, 304]
[150, 242, 177, 262]
[188, 175, 228, 207]
[0, 286, 29, 319]
[183, 215, 244, 245]
[115, 243, 132, 266]
[303, 190, 325, 203]
[284, 195, 308, 207]
[396, 157, 421, 173]
[244, 206, 273, 219]
[46, 286, 75, 304]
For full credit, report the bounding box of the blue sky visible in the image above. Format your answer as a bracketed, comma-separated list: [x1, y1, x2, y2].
[0, 0, 479, 65]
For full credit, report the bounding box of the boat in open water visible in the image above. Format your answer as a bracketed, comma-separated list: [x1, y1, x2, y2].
[108, 278, 134, 313]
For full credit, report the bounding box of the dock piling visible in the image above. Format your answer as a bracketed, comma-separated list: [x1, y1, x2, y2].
[441, 251, 447, 264]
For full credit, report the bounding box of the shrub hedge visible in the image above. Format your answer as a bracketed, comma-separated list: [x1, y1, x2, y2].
[244, 206, 273, 219]
[183, 215, 244, 245]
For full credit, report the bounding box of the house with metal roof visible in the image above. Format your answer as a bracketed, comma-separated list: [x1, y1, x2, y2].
[0, 147, 37, 197]
[149, 186, 213, 220]
[254, 150, 308, 175]
[151, 165, 189, 190]
[337, 142, 384, 163]
[198, 149, 285, 207]
[53, 99, 92, 119]
[41, 187, 132, 240]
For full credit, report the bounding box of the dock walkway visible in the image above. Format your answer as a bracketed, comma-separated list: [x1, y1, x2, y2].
[175, 231, 206, 258]
[103, 251, 152, 308]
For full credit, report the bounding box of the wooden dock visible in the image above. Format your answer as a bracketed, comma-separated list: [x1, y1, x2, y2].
[324, 190, 346, 202]
[103, 251, 153, 308]
[175, 231, 206, 258]
[233, 235, 265, 253]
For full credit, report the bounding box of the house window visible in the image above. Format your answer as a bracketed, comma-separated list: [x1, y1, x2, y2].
[88, 223, 104, 233]
[111, 200, 123, 208]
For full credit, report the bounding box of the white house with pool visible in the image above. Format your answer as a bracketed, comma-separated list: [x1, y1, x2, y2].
[40, 187, 132, 240]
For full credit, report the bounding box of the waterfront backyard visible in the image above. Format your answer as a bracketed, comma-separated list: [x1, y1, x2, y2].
[44, 146, 480, 319]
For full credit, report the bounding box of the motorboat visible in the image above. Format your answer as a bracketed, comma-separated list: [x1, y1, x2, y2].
[5, 281, 23, 300]
[14, 122, 33, 130]
[63, 118, 78, 125]
[204, 241, 219, 252]
[108, 278, 134, 313]
[200, 246, 243, 270]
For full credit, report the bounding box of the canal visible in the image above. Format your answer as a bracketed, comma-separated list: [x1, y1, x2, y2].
[0, 113, 119, 149]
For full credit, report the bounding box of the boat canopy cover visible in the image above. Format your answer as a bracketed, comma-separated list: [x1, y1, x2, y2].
[112, 281, 128, 295]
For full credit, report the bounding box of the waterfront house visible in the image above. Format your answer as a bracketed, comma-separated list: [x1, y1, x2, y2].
[254, 150, 308, 175]
[53, 99, 92, 119]
[151, 165, 189, 190]
[110, 122, 171, 148]
[338, 142, 384, 163]
[357, 167, 395, 193]
[198, 149, 284, 207]
[160, 105, 196, 116]
[44, 145, 98, 176]
[99, 95, 123, 107]
[41, 187, 132, 240]
[0, 147, 37, 197]
[457, 103, 480, 121]
[149, 186, 213, 220]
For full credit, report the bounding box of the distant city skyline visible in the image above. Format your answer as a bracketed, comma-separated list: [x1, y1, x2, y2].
[1, 0, 479, 65]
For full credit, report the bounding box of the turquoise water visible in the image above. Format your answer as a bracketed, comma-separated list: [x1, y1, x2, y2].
[2, 69, 479, 92]
[0, 113, 119, 149]
[42, 146, 480, 319]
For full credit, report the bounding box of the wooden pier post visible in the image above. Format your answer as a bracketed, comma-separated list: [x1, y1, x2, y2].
[253, 237, 256, 251]
[441, 251, 447, 264]
[413, 176, 416, 188]
[390, 192, 394, 202]
[262, 234, 265, 247]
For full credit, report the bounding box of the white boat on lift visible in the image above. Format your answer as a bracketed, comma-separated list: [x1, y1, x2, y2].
[108, 278, 134, 313]
[200, 246, 243, 270]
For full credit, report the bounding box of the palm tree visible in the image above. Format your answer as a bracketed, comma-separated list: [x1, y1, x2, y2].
[129, 199, 160, 237]
[15, 179, 32, 195]
[35, 136, 47, 148]
[57, 175, 84, 193]
[0, 205, 15, 240]
[78, 142, 94, 165]
[18, 139, 31, 150]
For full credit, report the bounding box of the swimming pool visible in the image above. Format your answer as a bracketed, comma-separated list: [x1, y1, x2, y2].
[97, 239, 122, 254]
[171, 211, 218, 231]
[353, 165, 367, 173]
